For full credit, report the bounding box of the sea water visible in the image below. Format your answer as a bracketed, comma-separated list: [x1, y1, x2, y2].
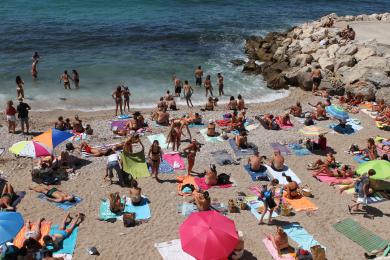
[0, 0, 389, 110]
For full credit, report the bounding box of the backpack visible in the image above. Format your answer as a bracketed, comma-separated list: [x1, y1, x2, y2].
[217, 173, 231, 185]
[109, 193, 124, 214]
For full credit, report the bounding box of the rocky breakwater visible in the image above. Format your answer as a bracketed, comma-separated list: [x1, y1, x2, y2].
[239, 13, 390, 103]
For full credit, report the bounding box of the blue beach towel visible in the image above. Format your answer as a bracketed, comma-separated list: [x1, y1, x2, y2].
[148, 159, 174, 174]
[244, 165, 269, 181]
[49, 224, 78, 255]
[288, 143, 311, 156]
[228, 139, 255, 158]
[353, 155, 370, 164]
[37, 194, 82, 211]
[283, 223, 323, 251]
[99, 197, 151, 221]
[188, 123, 205, 128]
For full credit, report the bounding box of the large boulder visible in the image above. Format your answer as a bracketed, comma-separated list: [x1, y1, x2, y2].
[311, 49, 328, 62]
[301, 25, 314, 39]
[327, 44, 340, 58]
[375, 88, 390, 104]
[337, 44, 358, 56]
[273, 46, 288, 62]
[357, 56, 390, 71]
[318, 57, 335, 71]
[334, 55, 356, 71]
[364, 70, 390, 88]
[299, 37, 312, 48]
[290, 54, 313, 67]
[242, 60, 260, 74]
[286, 40, 301, 57]
[261, 61, 290, 89]
[354, 46, 376, 62]
[311, 28, 328, 41]
[297, 72, 314, 91]
[345, 80, 376, 100]
[381, 13, 390, 22]
[301, 42, 320, 54]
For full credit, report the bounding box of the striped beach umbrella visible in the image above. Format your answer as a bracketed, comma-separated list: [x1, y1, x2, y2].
[325, 105, 349, 121]
[299, 126, 328, 136]
[33, 128, 74, 149]
[9, 141, 53, 158]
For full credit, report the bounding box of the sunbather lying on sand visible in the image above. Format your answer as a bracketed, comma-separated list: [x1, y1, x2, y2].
[23, 218, 44, 241]
[79, 141, 120, 157]
[290, 102, 303, 117]
[204, 164, 218, 186]
[310, 103, 327, 120]
[276, 113, 292, 126]
[262, 114, 279, 130]
[29, 185, 76, 203]
[270, 151, 285, 172]
[309, 153, 336, 173]
[372, 99, 386, 113]
[248, 151, 266, 172]
[265, 227, 290, 255]
[0, 183, 17, 211]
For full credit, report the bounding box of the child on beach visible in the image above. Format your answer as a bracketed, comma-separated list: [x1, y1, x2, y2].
[348, 169, 376, 213]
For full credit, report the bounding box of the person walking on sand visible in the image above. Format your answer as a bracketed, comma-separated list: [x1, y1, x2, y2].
[16, 76, 25, 99]
[204, 75, 213, 97]
[123, 86, 131, 112]
[311, 65, 322, 93]
[348, 169, 376, 213]
[259, 179, 279, 225]
[148, 140, 162, 180]
[72, 70, 79, 88]
[5, 100, 17, 134]
[217, 73, 224, 96]
[183, 139, 200, 175]
[183, 80, 194, 107]
[17, 98, 31, 135]
[59, 71, 71, 90]
[195, 66, 203, 87]
[112, 86, 123, 116]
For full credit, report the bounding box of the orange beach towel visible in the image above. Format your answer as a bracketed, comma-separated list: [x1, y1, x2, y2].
[283, 193, 318, 212]
[13, 221, 51, 248]
[177, 175, 198, 196]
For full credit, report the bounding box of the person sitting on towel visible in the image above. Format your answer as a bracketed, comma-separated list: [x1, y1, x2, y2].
[284, 176, 300, 199]
[277, 113, 292, 126]
[205, 164, 218, 186]
[290, 102, 303, 117]
[248, 151, 266, 172]
[263, 114, 278, 130]
[305, 134, 327, 151]
[0, 183, 18, 211]
[266, 227, 290, 255]
[152, 108, 170, 126]
[192, 190, 211, 211]
[235, 131, 248, 149]
[29, 185, 76, 203]
[227, 110, 240, 131]
[207, 120, 217, 137]
[270, 151, 285, 172]
[129, 179, 142, 206]
[362, 138, 378, 161]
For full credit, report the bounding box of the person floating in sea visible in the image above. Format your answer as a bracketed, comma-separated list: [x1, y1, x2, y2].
[183, 80, 194, 107]
[194, 66, 203, 87]
[112, 86, 123, 116]
[217, 73, 224, 96]
[72, 70, 79, 88]
[123, 86, 131, 112]
[59, 70, 71, 90]
[204, 75, 213, 97]
[16, 75, 25, 99]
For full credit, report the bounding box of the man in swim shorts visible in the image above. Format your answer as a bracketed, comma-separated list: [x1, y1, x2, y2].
[29, 185, 76, 203]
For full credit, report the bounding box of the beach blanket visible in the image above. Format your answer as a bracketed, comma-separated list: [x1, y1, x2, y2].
[177, 202, 227, 216]
[329, 121, 362, 135]
[283, 194, 318, 212]
[68, 132, 88, 142]
[99, 197, 151, 221]
[147, 133, 169, 149]
[360, 108, 377, 119]
[50, 224, 78, 255]
[155, 239, 196, 260]
[117, 114, 130, 119]
[244, 164, 269, 181]
[163, 153, 186, 170]
[265, 165, 301, 185]
[353, 154, 370, 164]
[246, 198, 278, 220]
[313, 172, 353, 185]
[283, 223, 322, 251]
[333, 218, 388, 253]
[270, 143, 291, 155]
[177, 175, 197, 196]
[120, 150, 150, 179]
[14, 221, 51, 248]
[199, 128, 224, 142]
[211, 150, 235, 166]
[275, 117, 294, 130]
[228, 139, 255, 158]
[262, 237, 295, 260]
[188, 123, 204, 128]
[288, 143, 311, 156]
[194, 177, 234, 190]
[148, 159, 174, 174]
[111, 120, 128, 130]
[215, 119, 230, 127]
[37, 194, 82, 211]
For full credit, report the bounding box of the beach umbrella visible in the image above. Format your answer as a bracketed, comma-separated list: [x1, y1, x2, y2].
[9, 140, 53, 158]
[180, 211, 238, 260]
[356, 160, 390, 180]
[0, 212, 24, 244]
[299, 126, 328, 136]
[33, 128, 74, 149]
[325, 105, 349, 121]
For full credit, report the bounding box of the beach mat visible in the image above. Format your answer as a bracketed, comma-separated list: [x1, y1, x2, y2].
[188, 123, 204, 128]
[329, 121, 361, 135]
[177, 202, 227, 216]
[50, 224, 78, 255]
[244, 165, 269, 181]
[120, 150, 150, 179]
[199, 129, 224, 142]
[194, 177, 234, 190]
[211, 150, 234, 166]
[177, 175, 197, 196]
[246, 197, 278, 220]
[14, 221, 51, 248]
[262, 237, 295, 260]
[111, 120, 127, 130]
[288, 143, 311, 156]
[148, 159, 174, 174]
[155, 239, 196, 260]
[270, 143, 291, 155]
[265, 165, 301, 185]
[228, 139, 255, 158]
[283, 223, 322, 251]
[333, 218, 388, 253]
[353, 154, 370, 164]
[37, 194, 82, 211]
[283, 194, 318, 212]
[163, 153, 186, 170]
[313, 173, 353, 185]
[147, 133, 169, 149]
[99, 197, 151, 221]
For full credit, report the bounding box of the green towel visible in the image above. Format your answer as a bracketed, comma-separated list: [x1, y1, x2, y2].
[333, 218, 388, 253]
[120, 150, 150, 179]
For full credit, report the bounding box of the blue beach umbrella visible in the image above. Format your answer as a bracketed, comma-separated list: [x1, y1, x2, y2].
[325, 105, 349, 121]
[33, 128, 74, 149]
[0, 212, 24, 244]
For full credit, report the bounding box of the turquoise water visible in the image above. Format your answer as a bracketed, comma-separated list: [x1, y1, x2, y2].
[0, 1, 389, 110]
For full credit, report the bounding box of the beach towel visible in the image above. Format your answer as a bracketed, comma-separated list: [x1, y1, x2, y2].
[275, 117, 294, 130]
[360, 109, 377, 119]
[376, 121, 390, 130]
[329, 122, 361, 135]
[265, 165, 301, 185]
[188, 123, 204, 128]
[339, 186, 389, 204]
[147, 133, 169, 149]
[282, 194, 318, 212]
[176, 175, 197, 196]
[148, 159, 174, 174]
[211, 150, 234, 166]
[194, 177, 234, 190]
[245, 123, 260, 131]
[68, 132, 88, 142]
[283, 223, 322, 251]
[262, 238, 295, 260]
[0, 148, 4, 156]
[177, 202, 227, 216]
[37, 194, 82, 211]
[333, 218, 388, 253]
[199, 129, 224, 142]
[313, 173, 353, 185]
[155, 239, 196, 260]
[353, 154, 370, 164]
[120, 150, 150, 179]
[228, 139, 255, 158]
[270, 143, 291, 156]
[215, 119, 230, 127]
[52, 254, 72, 260]
[288, 143, 311, 156]
[99, 197, 151, 221]
[163, 153, 186, 170]
[111, 120, 128, 130]
[244, 164, 269, 181]
[50, 224, 78, 255]
[14, 221, 51, 248]
[117, 114, 130, 119]
[246, 198, 278, 220]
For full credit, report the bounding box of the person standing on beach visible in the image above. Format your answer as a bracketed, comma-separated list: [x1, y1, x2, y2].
[17, 98, 31, 135]
[195, 66, 203, 87]
[204, 75, 213, 97]
[183, 80, 194, 107]
[59, 71, 71, 89]
[72, 70, 80, 88]
[311, 65, 322, 93]
[183, 139, 199, 175]
[217, 73, 224, 96]
[123, 86, 131, 112]
[16, 76, 25, 99]
[112, 86, 123, 116]
[5, 100, 17, 134]
[173, 76, 182, 97]
[148, 140, 162, 180]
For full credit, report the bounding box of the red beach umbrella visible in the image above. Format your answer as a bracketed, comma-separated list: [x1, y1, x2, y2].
[179, 211, 238, 260]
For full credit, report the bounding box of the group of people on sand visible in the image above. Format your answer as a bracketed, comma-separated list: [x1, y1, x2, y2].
[55, 115, 93, 134]
[112, 85, 131, 116]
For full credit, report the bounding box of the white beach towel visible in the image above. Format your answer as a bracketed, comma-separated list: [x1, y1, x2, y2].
[265, 165, 301, 185]
[155, 239, 195, 260]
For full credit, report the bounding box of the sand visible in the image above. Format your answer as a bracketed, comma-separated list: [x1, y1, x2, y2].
[1, 87, 389, 260]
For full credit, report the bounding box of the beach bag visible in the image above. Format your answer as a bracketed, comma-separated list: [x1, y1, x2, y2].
[311, 245, 326, 260]
[109, 193, 124, 214]
[123, 213, 136, 227]
[217, 173, 231, 185]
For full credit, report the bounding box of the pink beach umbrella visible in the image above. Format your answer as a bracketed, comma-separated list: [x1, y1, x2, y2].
[9, 141, 53, 158]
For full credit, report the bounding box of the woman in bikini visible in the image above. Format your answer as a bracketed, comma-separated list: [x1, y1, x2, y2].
[148, 140, 162, 179]
[0, 183, 17, 211]
[167, 121, 182, 151]
[59, 71, 71, 90]
[310, 153, 336, 175]
[259, 179, 279, 225]
[79, 141, 118, 157]
[16, 75, 25, 99]
[122, 86, 131, 112]
[112, 86, 123, 116]
[204, 75, 213, 97]
[205, 164, 218, 186]
[183, 139, 199, 175]
[23, 218, 44, 242]
[284, 176, 299, 199]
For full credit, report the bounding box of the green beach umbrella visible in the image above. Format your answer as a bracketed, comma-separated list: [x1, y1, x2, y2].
[356, 160, 390, 180]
